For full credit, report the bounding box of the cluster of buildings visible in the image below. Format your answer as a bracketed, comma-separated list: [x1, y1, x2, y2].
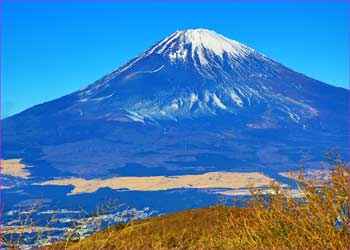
[2, 206, 158, 249]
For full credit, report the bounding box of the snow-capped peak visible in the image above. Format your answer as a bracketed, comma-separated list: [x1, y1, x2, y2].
[71, 28, 327, 127]
[96, 28, 269, 83]
[148, 28, 254, 65]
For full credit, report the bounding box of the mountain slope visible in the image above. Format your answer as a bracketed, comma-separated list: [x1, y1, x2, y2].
[2, 28, 348, 179]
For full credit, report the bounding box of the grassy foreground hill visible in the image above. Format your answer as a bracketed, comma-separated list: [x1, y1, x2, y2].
[47, 152, 349, 250]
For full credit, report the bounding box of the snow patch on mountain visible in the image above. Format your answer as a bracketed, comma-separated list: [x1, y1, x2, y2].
[228, 89, 244, 107]
[124, 65, 165, 80]
[212, 94, 227, 110]
[80, 93, 114, 103]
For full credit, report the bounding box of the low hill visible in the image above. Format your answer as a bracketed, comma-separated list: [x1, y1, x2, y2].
[61, 205, 233, 250]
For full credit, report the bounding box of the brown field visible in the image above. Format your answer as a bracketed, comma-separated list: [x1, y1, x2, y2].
[1, 159, 30, 179]
[39, 172, 274, 195]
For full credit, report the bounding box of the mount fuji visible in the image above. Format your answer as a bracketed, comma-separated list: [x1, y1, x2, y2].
[3, 28, 348, 180]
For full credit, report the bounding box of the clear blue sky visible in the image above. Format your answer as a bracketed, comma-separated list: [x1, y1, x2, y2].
[2, 1, 349, 118]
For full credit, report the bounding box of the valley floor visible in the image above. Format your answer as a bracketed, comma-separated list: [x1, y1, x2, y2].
[45, 156, 349, 250]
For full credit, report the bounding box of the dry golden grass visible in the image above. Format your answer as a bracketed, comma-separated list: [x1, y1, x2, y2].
[46, 152, 349, 250]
